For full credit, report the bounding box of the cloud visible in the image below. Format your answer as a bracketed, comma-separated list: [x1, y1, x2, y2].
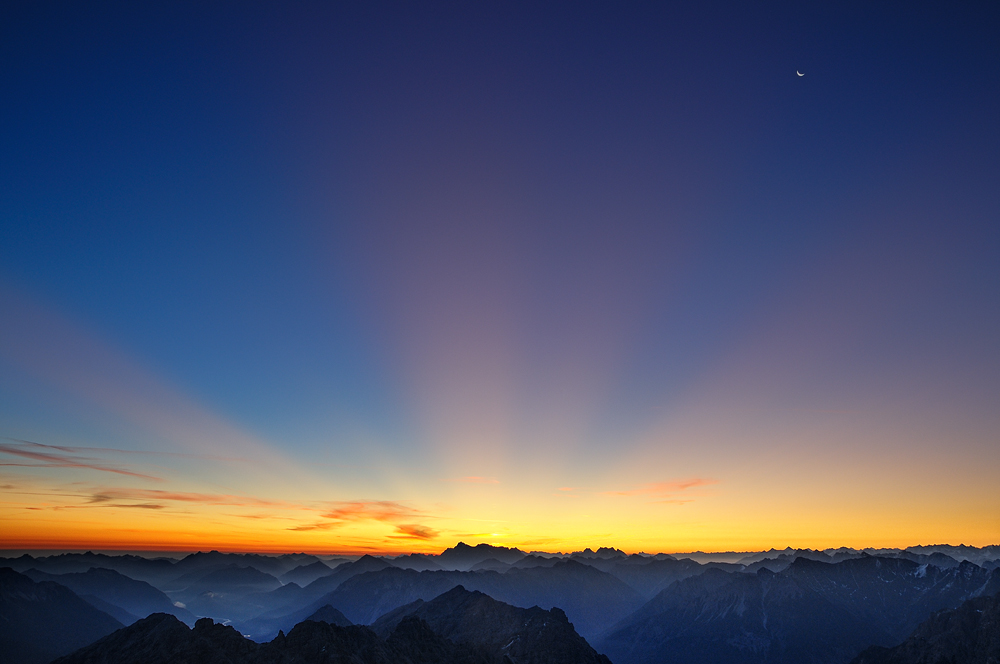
[0, 441, 163, 481]
[443, 476, 499, 484]
[320, 500, 426, 523]
[603, 477, 717, 497]
[2, 437, 234, 461]
[0, 285, 298, 470]
[287, 500, 432, 533]
[85, 487, 291, 508]
[287, 523, 335, 532]
[389, 524, 440, 540]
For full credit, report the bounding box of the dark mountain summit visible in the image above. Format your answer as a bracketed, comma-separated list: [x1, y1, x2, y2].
[52, 614, 258, 664]
[371, 584, 612, 664]
[305, 603, 353, 626]
[437, 542, 527, 570]
[54, 587, 611, 664]
[0, 567, 123, 664]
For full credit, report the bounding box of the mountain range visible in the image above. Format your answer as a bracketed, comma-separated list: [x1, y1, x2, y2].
[597, 555, 1000, 664]
[2, 543, 999, 664]
[851, 589, 1000, 664]
[51, 586, 609, 664]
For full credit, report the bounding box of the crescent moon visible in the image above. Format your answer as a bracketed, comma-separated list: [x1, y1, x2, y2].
[797, 71, 804, 76]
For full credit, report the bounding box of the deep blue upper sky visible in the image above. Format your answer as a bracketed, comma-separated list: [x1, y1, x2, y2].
[1, 2, 998, 550]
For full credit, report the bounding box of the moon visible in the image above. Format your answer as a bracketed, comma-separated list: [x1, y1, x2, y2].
[797, 70, 804, 76]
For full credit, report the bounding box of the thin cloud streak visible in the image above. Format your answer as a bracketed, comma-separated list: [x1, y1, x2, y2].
[85, 487, 297, 508]
[0, 442, 163, 481]
[320, 500, 426, 523]
[390, 524, 440, 540]
[1, 437, 240, 461]
[0, 284, 300, 472]
[288, 500, 433, 533]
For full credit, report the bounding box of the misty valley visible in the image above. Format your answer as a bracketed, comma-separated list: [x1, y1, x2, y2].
[2, 542, 999, 664]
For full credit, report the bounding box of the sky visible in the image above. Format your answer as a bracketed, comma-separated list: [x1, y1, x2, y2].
[1, 1, 998, 555]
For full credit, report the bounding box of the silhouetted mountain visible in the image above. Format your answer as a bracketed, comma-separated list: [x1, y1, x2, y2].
[735, 548, 833, 565]
[24, 567, 197, 626]
[599, 556, 1000, 664]
[601, 557, 716, 598]
[851, 591, 1000, 664]
[300, 554, 397, 598]
[167, 550, 318, 580]
[437, 542, 526, 570]
[385, 615, 495, 664]
[0, 552, 179, 586]
[372, 585, 612, 663]
[236, 556, 397, 640]
[278, 560, 333, 586]
[178, 563, 282, 592]
[55, 593, 610, 664]
[905, 545, 1000, 567]
[305, 604, 353, 626]
[489, 560, 645, 639]
[0, 567, 123, 664]
[52, 614, 258, 664]
[894, 551, 962, 569]
[471, 558, 513, 571]
[509, 554, 560, 569]
[571, 547, 628, 561]
[304, 558, 643, 640]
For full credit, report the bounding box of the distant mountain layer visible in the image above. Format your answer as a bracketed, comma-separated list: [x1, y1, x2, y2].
[53, 586, 611, 664]
[278, 560, 333, 586]
[261, 558, 644, 641]
[851, 591, 1000, 664]
[598, 556, 1000, 664]
[0, 567, 123, 664]
[24, 567, 197, 626]
[2, 542, 999, 663]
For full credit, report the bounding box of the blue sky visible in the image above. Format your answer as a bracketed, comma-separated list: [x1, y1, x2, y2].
[1, 1, 998, 552]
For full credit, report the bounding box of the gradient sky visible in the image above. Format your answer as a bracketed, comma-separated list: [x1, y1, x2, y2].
[1, 2, 998, 554]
